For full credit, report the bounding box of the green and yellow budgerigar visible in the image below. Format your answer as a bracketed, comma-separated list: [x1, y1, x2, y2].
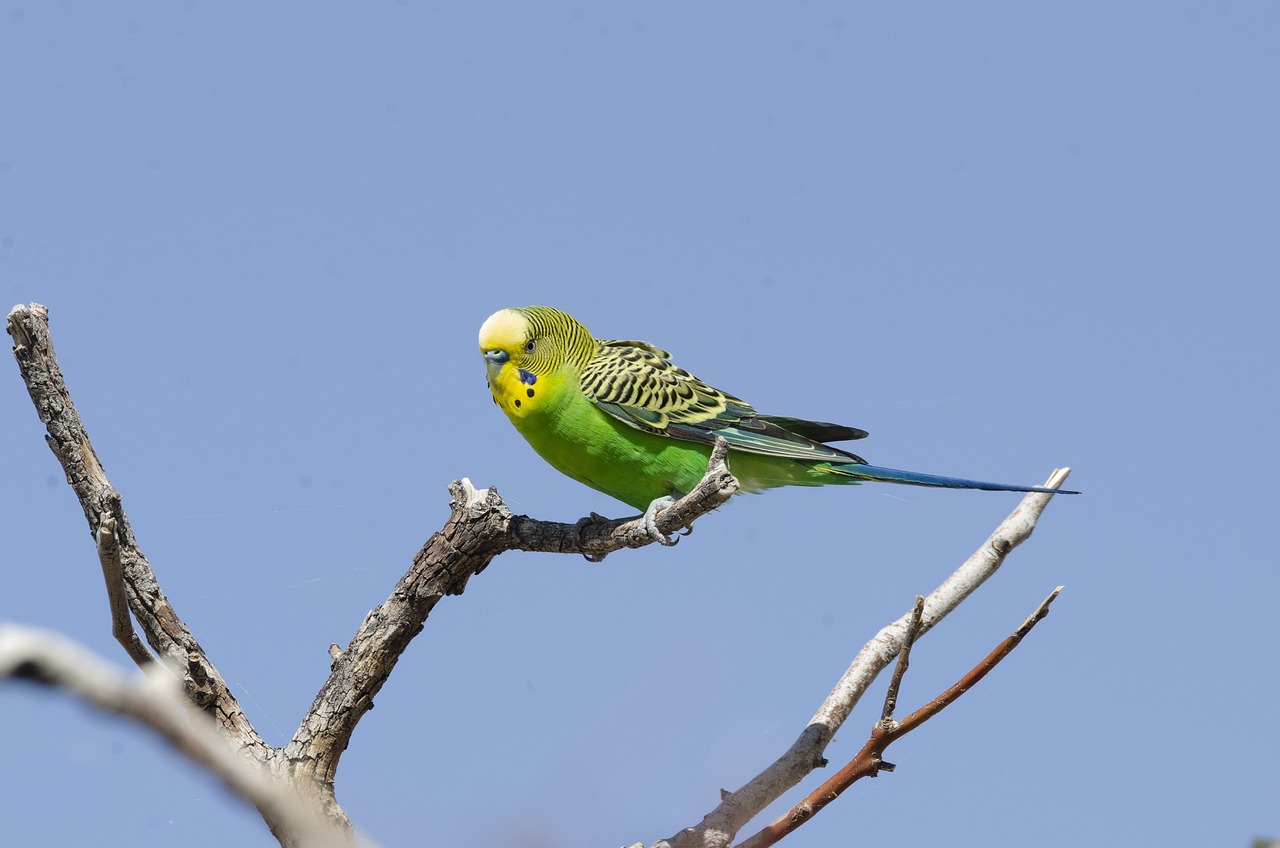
[479, 306, 1076, 533]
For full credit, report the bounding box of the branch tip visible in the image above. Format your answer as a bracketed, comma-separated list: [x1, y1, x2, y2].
[736, 585, 1064, 848]
[457, 478, 483, 508]
[679, 479, 1069, 848]
[1018, 586, 1063, 634]
[880, 596, 924, 722]
[1043, 467, 1071, 490]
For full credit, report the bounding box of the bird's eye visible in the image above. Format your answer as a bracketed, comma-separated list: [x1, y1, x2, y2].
[524, 340, 536, 353]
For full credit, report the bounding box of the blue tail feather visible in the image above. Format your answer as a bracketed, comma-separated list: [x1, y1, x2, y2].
[831, 463, 1079, 495]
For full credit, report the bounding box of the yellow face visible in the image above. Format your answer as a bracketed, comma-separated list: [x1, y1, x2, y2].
[479, 305, 593, 420]
[479, 308, 541, 419]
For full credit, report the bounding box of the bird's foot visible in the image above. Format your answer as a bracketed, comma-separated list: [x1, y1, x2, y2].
[575, 511, 612, 563]
[642, 495, 680, 547]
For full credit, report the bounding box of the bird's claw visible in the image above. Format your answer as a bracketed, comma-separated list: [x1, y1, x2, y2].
[575, 512, 612, 563]
[642, 495, 680, 547]
[576, 498, 688, 559]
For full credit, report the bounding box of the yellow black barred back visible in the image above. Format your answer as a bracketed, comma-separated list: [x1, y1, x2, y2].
[581, 339, 747, 432]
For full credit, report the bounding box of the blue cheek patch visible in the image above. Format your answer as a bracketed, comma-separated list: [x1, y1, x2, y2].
[518, 369, 538, 385]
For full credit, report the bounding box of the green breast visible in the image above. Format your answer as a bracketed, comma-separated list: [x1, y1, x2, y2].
[510, 372, 716, 510]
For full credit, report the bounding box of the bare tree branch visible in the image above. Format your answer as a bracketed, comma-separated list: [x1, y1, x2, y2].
[8, 301, 740, 840]
[657, 468, 1072, 848]
[8, 301, 1069, 848]
[879, 596, 924, 724]
[287, 442, 739, 788]
[737, 587, 1063, 848]
[95, 515, 154, 667]
[0, 624, 373, 848]
[7, 303, 265, 745]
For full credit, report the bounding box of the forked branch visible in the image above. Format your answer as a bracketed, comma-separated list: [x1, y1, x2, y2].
[7, 301, 739, 840]
[7, 301, 1069, 848]
[737, 587, 1063, 848]
[657, 466, 1071, 848]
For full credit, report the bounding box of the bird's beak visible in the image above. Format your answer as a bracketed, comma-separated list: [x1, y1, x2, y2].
[482, 348, 509, 381]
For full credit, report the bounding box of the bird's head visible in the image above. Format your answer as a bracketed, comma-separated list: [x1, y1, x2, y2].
[479, 306, 596, 387]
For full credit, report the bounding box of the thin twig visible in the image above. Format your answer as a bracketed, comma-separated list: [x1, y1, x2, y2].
[95, 515, 153, 667]
[880, 596, 924, 723]
[893, 585, 1062, 738]
[658, 469, 1071, 848]
[737, 586, 1063, 848]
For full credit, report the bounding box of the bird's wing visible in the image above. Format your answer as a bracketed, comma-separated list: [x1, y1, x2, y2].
[581, 340, 865, 462]
[754, 415, 869, 443]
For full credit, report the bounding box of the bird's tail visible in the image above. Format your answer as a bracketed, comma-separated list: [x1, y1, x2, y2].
[826, 462, 1079, 495]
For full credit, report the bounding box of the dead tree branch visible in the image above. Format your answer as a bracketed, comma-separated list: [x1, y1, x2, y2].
[286, 448, 738, 791]
[656, 467, 1072, 848]
[879, 595, 925, 723]
[6, 301, 738, 843]
[0, 624, 371, 848]
[95, 515, 154, 667]
[7, 301, 1068, 847]
[7, 303, 266, 745]
[737, 587, 1063, 848]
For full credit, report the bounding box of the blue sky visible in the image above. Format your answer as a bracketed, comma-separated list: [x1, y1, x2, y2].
[3, 3, 1277, 846]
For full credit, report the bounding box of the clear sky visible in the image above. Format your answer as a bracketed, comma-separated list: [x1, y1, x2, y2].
[3, 3, 1277, 847]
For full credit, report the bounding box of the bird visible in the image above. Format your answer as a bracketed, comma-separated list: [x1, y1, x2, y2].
[479, 305, 1076, 541]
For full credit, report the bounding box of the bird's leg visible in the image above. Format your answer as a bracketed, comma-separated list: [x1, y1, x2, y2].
[575, 494, 688, 560]
[575, 511, 612, 563]
[641, 495, 680, 547]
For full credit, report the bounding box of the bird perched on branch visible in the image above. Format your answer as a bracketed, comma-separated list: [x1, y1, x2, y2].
[479, 306, 1076, 541]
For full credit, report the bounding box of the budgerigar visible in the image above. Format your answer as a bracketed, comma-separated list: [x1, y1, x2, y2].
[479, 306, 1076, 536]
